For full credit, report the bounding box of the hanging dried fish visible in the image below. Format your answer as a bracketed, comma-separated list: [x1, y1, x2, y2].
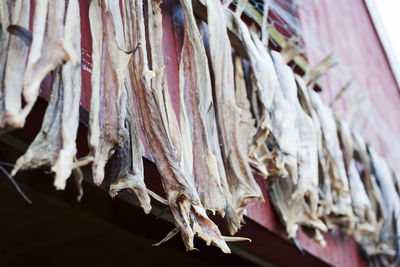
[108, 76, 151, 214]
[308, 89, 353, 220]
[234, 57, 265, 177]
[270, 51, 326, 245]
[353, 133, 385, 220]
[0, 1, 11, 118]
[51, 0, 83, 190]
[179, 0, 227, 217]
[127, 0, 229, 252]
[224, 8, 280, 177]
[251, 33, 300, 182]
[0, 0, 30, 133]
[19, 0, 76, 129]
[295, 75, 333, 218]
[336, 118, 354, 171]
[12, 0, 83, 194]
[88, 0, 132, 186]
[369, 147, 400, 257]
[336, 120, 376, 243]
[12, 67, 64, 176]
[352, 133, 387, 255]
[347, 159, 375, 235]
[205, 0, 263, 230]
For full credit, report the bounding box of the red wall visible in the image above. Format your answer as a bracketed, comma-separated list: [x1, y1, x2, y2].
[298, 0, 400, 170]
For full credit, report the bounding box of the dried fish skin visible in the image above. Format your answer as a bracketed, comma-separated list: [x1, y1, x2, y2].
[234, 57, 266, 179]
[19, 0, 76, 128]
[269, 176, 327, 245]
[128, 0, 229, 252]
[0, 0, 11, 87]
[369, 148, 400, 255]
[108, 77, 151, 214]
[88, 0, 131, 186]
[269, 51, 326, 245]
[206, 0, 263, 224]
[352, 133, 388, 257]
[0, 0, 12, 129]
[353, 133, 385, 219]
[12, 66, 64, 175]
[12, 0, 83, 192]
[347, 159, 376, 235]
[51, 0, 82, 190]
[336, 118, 354, 171]
[225, 9, 279, 175]
[179, 0, 226, 216]
[270, 51, 300, 184]
[296, 75, 334, 217]
[309, 90, 353, 219]
[1, 0, 30, 132]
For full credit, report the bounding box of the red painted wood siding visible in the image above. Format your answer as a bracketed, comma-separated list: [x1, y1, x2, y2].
[298, 0, 400, 171]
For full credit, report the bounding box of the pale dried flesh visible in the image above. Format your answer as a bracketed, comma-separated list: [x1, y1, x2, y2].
[369, 148, 400, 257]
[0, 0, 30, 133]
[20, 0, 76, 129]
[205, 0, 263, 234]
[309, 90, 353, 221]
[108, 76, 151, 214]
[179, 0, 227, 217]
[126, 0, 229, 253]
[12, 0, 84, 193]
[88, 0, 132, 186]
[269, 51, 326, 245]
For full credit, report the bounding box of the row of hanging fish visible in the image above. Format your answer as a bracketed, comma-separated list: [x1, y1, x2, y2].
[1, 0, 400, 263]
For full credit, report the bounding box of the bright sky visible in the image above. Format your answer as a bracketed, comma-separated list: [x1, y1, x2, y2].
[373, 0, 400, 71]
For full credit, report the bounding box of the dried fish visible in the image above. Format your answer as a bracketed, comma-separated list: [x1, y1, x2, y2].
[51, 0, 82, 190]
[224, 8, 280, 177]
[270, 51, 326, 245]
[127, 0, 229, 252]
[296, 75, 333, 218]
[308, 89, 353, 219]
[336, 118, 354, 171]
[234, 57, 265, 177]
[12, 67, 64, 176]
[88, 0, 132, 186]
[205, 0, 263, 230]
[369, 147, 400, 256]
[0, 0, 30, 132]
[12, 0, 83, 192]
[335, 119, 376, 239]
[108, 77, 151, 214]
[179, 0, 226, 217]
[0, 0, 12, 130]
[353, 133, 386, 253]
[347, 159, 375, 235]
[20, 0, 76, 128]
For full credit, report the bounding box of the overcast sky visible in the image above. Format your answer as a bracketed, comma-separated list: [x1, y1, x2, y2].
[373, 0, 400, 70]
